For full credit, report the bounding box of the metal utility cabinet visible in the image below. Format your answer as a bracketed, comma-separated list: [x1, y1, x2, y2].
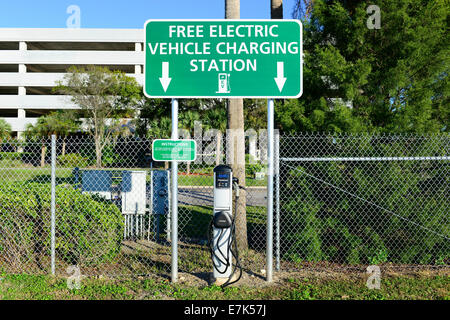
[121, 170, 147, 215]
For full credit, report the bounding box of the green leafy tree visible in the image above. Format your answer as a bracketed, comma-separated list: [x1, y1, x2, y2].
[284, 0, 449, 133]
[146, 117, 172, 139]
[55, 66, 141, 167]
[135, 98, 172, 138]
[244, 99, 267, 131]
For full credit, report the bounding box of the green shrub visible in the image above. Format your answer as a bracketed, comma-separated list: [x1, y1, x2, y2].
[0, 152, 32, 167]
[281, 136, 450, 265]
[57, 153, 90, 167]
[0, 183, 123, 269]
[0, 152, 23, 161]
[246, 154, 264, 177]
[0, 184, 40, 271]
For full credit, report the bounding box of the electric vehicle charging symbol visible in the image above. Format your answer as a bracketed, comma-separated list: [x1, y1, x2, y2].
[217, 73, 230, 94]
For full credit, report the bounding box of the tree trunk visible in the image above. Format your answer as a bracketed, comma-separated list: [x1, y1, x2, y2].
[225, 0, 248, 251]
[271, 0, 283, 19]
[95, 139, 102, 168]
[40, 143, 47, 167]
[226, 0, 248, 252]
[62, 137, 66, 157]
[225, 0, 240, 19]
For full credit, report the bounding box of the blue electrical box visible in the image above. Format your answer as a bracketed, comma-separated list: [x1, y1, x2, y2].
[81, 170, 113, 200]
[152, 170, 169, 215]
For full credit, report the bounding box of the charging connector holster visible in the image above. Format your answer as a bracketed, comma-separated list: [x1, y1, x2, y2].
[213, 211, 232, 229]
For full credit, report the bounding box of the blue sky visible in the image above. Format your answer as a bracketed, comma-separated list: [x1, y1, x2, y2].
[0, 0, 298, 29]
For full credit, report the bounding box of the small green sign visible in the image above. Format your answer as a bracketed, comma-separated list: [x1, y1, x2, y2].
[152, 139, 197, 162]
[144, 19, 302, 98]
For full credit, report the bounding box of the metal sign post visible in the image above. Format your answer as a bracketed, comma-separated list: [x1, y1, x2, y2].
[267, 99, 274, 282]
[171, 98, 179, 283]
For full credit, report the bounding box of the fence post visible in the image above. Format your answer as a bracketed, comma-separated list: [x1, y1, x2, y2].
[266, 99, 274, 282]
[50, 135, 56, 276]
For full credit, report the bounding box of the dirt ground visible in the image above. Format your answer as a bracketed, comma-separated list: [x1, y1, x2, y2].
[170, 264, 450, 288]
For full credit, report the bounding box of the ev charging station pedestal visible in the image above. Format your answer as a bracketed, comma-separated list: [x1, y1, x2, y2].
[212, 165, 232, 282]
[210, 165, 240, 285]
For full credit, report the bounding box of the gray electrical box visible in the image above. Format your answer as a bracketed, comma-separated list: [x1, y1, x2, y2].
[121, 170, 147, 215]
[151, 170, 170, 215]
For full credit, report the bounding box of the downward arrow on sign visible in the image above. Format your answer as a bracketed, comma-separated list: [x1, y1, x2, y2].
[274, 61, 287, 92]
[159, 62, 172, 92]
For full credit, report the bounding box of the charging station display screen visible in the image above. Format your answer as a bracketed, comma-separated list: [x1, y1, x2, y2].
[215, 172, 230, 188]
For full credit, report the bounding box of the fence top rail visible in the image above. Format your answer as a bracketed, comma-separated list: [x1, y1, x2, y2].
[280, 132, 450, 138]
[280, 156, 450, 162]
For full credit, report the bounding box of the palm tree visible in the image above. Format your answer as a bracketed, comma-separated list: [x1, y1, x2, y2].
[271, 0, 283, 19]
[205, 107, 227, 132]
[225, 0, 248, 252]
[44, 111, 80, 156]
[0, 119, 11, 145]
[25, 118, 52, 167]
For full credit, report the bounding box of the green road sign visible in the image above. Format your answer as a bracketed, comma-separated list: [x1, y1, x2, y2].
[152, 139, 197, 162]
[144, 19, 302, 98]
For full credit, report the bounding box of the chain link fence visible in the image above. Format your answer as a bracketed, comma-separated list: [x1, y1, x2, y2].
[277, 133, 449, 271]
[1, 132, 448, 279]
[0, 138, 52, 274]
[0, 133, 268, 278]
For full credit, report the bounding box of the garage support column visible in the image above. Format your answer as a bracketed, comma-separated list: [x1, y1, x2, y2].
[18, 41, 27, 140]
[135, 42, 143, 74]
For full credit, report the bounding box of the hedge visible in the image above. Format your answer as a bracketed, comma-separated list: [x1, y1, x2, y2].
[0, 183, 123, 269]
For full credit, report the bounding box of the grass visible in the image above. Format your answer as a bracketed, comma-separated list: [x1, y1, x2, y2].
[0, 272, 448, 300]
